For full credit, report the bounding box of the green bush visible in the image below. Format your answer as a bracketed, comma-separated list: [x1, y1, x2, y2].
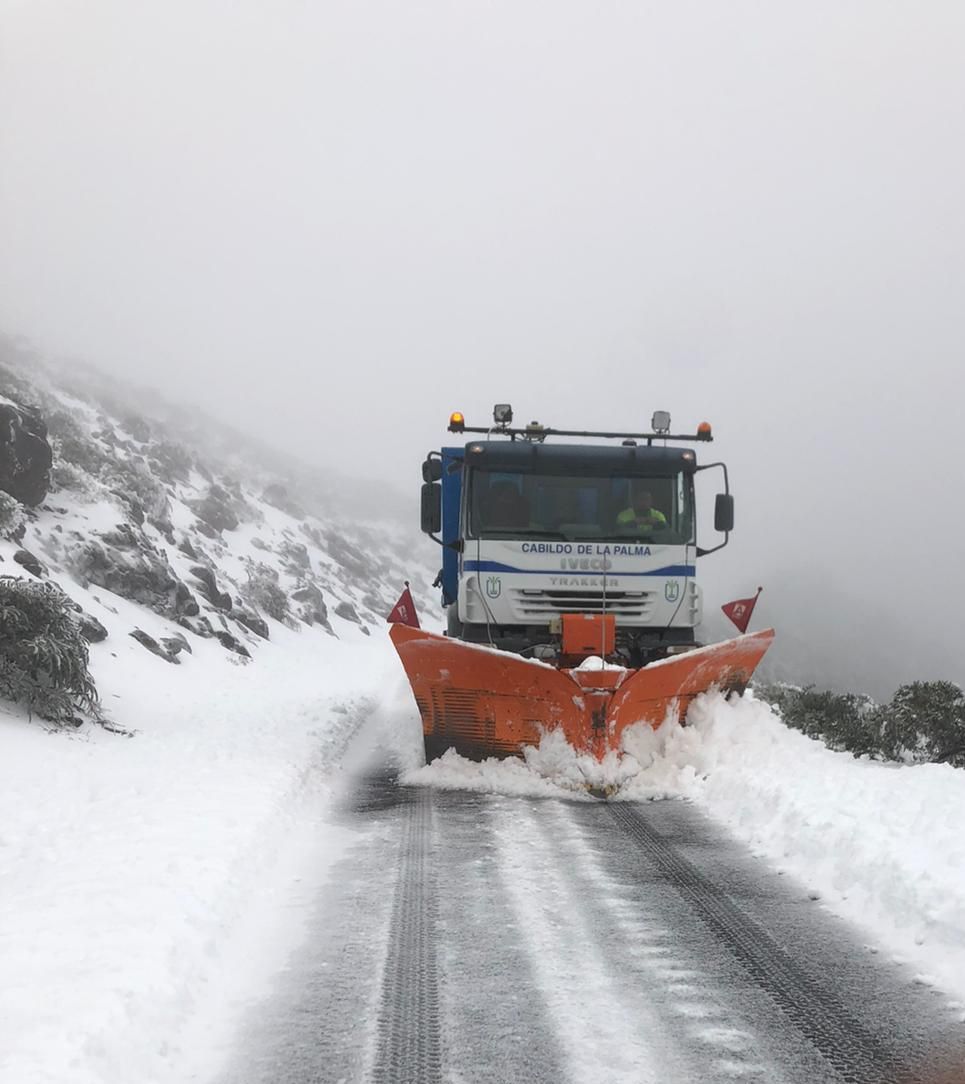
[757, 683, 882, 757]
[757, 679, 965, 767]
[880, 681, 965, 766]
[0, 576, 100, 724]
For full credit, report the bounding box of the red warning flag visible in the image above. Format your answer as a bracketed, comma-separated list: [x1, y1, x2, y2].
[387, 582, 420, 628]
[721, 587, 763, 634]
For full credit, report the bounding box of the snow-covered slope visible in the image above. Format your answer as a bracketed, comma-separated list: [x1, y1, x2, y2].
[0, 352, 433, 1083]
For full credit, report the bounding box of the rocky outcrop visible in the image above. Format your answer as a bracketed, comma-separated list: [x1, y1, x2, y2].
[334, 600, 360, 623]
[75, 611, 109, 643]
[70, 524, 196, 619]
[0, 400, 53, 507]
[190, 565, 232, 612]
[235, 609, 269, 640]
[292, 583, 333, 632]
[13, 548, 45, 578]
[130, 628, 180, 664]
[191, 485, 239, 534]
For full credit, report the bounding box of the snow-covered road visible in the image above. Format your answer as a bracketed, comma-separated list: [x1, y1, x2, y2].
[219, 771, 965, 1084]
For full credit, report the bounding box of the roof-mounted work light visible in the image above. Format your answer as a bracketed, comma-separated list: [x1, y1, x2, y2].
[493, 403, 513, 425]
[449, 411, 466, 433]
[651, 410, 671, 434]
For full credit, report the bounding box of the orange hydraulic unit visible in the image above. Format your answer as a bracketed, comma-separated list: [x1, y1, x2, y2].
[561, 613, 615, 659]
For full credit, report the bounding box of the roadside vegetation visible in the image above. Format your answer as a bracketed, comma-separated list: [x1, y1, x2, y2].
[0, 576, 101, 726]
[756, 680, 965, 768]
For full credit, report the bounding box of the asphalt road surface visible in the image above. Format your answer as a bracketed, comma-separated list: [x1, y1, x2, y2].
[220, 770, 965, 1084]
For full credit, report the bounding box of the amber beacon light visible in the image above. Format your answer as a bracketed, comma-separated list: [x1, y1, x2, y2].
[696, 421, 713, 440]
[448, 411, 466, 432]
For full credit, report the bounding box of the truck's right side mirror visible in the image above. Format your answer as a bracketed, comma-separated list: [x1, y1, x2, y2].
[421, 482, 442, 534]
[714, 493, 734, 533]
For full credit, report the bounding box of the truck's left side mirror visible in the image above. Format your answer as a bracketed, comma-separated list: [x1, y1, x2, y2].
[714, 493, 734, 533]
[422, 457, 442, 482]
[421, 482, 442, 534]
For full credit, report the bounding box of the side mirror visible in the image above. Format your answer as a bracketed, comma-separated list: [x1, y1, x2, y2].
[421, 482, 442, 534]
[422, 457, 442, 482]
[714, 493, 734, 533]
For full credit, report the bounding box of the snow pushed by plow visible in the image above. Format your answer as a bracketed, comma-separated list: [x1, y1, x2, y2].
[407, 690, 965, 1009]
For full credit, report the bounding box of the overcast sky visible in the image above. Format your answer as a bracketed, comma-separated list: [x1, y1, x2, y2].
[2, 1, 963, 691]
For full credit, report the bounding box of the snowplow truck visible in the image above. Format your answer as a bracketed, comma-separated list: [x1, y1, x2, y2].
[391, 406, 774, 764]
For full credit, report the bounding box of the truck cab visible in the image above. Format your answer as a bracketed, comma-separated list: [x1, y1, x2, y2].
[421, 408, 733, 667]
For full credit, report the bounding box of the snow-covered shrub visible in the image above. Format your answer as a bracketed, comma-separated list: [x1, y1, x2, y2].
[756, 683, 883, 758]
[879, 681, 965, 766]
[0, 576, 99, 724]
[241, 562, 290, 623]
[0, 492, 26, 540]
[759, 679, 965, 768]
[104, 458, 171, 523]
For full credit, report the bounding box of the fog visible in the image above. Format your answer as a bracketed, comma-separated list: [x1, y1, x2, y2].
[2, 2, 963, 694]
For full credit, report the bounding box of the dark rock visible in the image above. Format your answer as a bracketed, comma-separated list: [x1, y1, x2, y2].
[130, 628, 180, 664]
[194, 520, 218, 539]
[161, 632, 192, 656]
[292, 583, 332, 630]
[192, 485, 239, 534]
[190, 564, 232, 611]
[235, 610, 270, 640]
[0, 401, 53, 506]
[334, 600, 360, 624]
[178, 536, 198, 559]
[76, 610, 109, 643]
[13, 548, 45, 578]
[178, 615, 215, 638]
[70, 527, 190, 618]
[213, 629, 250, 658]
[174, 581, 200, 617]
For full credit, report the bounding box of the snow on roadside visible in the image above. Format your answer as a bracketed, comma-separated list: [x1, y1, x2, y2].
[407, 692, 965, 1009]
[620, 692, 965, 1009]
[0, 615, 408, 1084]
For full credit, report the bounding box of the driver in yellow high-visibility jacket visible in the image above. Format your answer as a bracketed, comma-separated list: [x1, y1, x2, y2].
[616, 489, 667, 532]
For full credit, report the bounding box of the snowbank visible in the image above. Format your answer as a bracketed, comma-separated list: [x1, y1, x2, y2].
[0, 616, 407, 1084]
[410, 692, 965, 1008]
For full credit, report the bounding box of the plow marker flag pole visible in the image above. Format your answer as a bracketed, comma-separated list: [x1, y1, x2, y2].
[387, 581, 420, 628]
[722, 586, 763, 634]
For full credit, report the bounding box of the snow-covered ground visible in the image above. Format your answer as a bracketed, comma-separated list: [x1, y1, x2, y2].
[411, 691, 965, 1015]
[0, 608, 420, 1084]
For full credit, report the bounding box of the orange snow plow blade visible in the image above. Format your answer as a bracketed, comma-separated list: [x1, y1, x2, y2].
[390, 623, 774, 762]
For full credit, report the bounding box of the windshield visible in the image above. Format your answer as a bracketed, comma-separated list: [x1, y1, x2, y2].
[467, 469, 694, 544]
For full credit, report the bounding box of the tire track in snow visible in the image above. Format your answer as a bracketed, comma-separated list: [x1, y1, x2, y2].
[608, 802, 912, 1084]
[371, 786, 443, 1084]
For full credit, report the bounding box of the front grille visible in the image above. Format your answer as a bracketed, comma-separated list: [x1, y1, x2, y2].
[510, 587, 655, 618]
